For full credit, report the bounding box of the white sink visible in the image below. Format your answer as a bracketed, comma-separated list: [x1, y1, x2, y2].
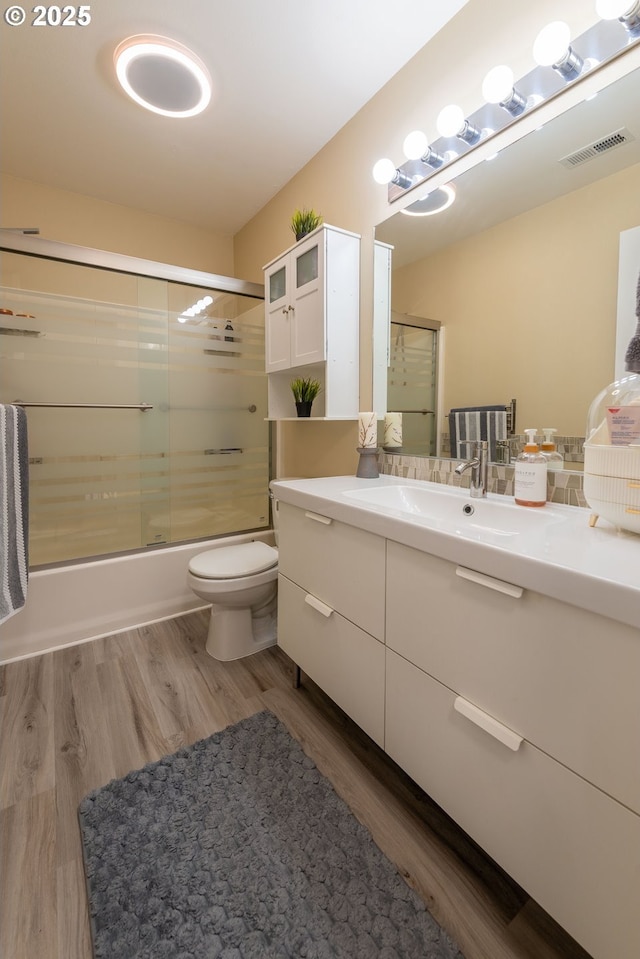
[342, 484, 569, 538]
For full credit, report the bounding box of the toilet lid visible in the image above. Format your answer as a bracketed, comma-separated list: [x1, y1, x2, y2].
[189, 541, 278, 580]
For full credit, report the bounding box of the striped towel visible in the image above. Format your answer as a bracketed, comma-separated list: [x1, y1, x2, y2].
[449, 406, 507, 462]
[1, 404, 29, 624]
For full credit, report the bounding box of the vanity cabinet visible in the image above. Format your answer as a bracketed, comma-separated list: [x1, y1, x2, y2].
[385, 541, 640, 959]
[276, 502, 385, 745]
[386, 542, 640, 814]
[263, 225, 360, 419]
[275, 497, 640, 959]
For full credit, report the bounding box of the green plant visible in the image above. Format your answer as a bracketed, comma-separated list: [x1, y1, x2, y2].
[290, 377, 321, 403]
[290, 207, 322, 241]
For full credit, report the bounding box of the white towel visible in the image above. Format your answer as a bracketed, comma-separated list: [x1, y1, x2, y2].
[0, 404, 29, 624]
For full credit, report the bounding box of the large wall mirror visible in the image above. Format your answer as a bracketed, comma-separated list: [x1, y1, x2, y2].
[375, 68, 640, 470]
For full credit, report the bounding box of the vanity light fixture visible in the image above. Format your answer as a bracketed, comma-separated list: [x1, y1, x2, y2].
[533, 21, 585, 80]
[596, 0, 640, 34]
[372, 158, 413, 189]
[436, 104, 483, 144]
[114, 35, 212, 118]
[482, 65, 528, 116]
[373, 15, 638, 205]
[399, 184, 456, 216]
[402, 131, 447, 167]
[178, 294, 213, 322]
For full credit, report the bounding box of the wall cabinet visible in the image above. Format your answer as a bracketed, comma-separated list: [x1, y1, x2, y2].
[276, 503, 640, 959]
[263, 225, 360, 419]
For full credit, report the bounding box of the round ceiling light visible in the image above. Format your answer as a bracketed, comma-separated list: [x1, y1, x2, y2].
[114, 35, 212, 118]
[400, 184, 456, 217]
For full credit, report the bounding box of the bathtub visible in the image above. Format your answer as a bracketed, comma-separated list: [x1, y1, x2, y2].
[0, 531, 275, 664]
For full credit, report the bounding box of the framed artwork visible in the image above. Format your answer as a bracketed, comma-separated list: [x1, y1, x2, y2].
[615, 225, 640, 379]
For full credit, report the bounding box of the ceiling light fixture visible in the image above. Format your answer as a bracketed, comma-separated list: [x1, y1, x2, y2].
[114, 35, 212, 118]
[399, 184, 456, 216]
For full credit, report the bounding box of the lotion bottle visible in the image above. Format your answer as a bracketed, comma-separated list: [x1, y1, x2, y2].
[540, 428, 564, 470]
[514, 429, 547, 507]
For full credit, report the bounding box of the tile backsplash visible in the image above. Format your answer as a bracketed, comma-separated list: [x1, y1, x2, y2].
[379, 452, 587, 508]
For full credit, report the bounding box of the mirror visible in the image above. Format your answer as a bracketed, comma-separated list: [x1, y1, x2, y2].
[375, 69, 640, 468]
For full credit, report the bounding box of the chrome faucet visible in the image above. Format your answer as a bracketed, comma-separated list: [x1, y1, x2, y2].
[455, 440, 488, 498]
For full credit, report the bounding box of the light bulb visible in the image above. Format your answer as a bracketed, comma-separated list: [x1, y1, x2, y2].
[596, 0, 636, 17]
[372, 158, 397, 185]
[403, 130, 428, 160]
[533, 21, 571, 66]
[437, 104, 465, 138]
[482, 65, 515, 104]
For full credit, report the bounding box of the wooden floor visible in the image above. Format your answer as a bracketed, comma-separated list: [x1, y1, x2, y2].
[0, 610, 592, 959]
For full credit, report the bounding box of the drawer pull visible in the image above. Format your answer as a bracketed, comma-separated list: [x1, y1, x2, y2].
[454, 696, 523, 752]
[455, 565, 523, 599]
[304, 510, 333, 525]
[304, 593, 334, 618]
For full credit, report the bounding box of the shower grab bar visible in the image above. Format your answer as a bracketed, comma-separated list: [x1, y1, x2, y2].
[13, 401, 153, 411]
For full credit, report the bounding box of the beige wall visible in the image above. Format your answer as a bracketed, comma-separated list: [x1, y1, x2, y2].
[391, 164, 640, 438]
[233, 0, 630, 477]
[3, 0, 638, 479]
[1, 173, 234, 275]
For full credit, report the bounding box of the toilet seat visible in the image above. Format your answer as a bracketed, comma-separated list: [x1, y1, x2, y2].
[188, 541, 278, 580]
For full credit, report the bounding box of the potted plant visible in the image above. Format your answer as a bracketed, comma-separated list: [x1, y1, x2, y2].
[290, 208, 322, 242]
[290, 377, 321, 417]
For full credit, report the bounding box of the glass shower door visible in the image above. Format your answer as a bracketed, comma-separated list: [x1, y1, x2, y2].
[0, 246, 267, 567]
[388, 313, 439, 456]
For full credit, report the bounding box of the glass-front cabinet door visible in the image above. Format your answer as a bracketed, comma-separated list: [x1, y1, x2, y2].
[290, 230, 325, 367]
[265, 260, 291, 372]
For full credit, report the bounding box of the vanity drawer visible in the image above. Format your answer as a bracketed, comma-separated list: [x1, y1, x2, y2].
[277, 501, 385, 639]
[277, 574, 385, 746]
[386, 541, 640, 813]
[385, 648, 640, 959]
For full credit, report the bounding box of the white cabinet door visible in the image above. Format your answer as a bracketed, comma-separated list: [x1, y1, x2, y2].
[278, 574, 385, 746]
[264, 232, 325, 372]
[265, 259, 292, 372]
[385, 648, 640, 959]
[290, 233, 325, 367]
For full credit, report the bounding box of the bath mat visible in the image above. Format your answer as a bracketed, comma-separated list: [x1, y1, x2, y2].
[79, 711, 464, 959]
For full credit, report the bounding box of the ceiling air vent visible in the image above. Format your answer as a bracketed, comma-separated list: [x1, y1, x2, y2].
[560, 127, 635, 168]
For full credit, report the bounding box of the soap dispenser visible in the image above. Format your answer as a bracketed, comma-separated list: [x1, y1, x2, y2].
[514, 429, 547, 507]
[540, 428, 564, 470]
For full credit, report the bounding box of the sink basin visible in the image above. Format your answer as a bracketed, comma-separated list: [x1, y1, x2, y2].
[342, 484, 568, 538]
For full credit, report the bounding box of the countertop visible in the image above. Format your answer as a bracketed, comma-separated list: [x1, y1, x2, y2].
[271, 474, 640, 631]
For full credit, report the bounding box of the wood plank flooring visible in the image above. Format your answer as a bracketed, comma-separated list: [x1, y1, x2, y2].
[0, 610, 593, 959]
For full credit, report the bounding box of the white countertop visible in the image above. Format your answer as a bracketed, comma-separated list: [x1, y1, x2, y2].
[271, 474, 640, 631]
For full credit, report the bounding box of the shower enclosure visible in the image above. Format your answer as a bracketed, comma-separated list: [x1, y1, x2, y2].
[388, 311, 439, 456]
[0, 234, 268, 567]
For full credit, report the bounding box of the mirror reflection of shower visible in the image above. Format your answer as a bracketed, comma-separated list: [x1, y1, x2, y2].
[387, 312, 439, 456]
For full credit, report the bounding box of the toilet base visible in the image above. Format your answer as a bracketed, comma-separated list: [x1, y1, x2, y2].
[205, 599, 277, 662]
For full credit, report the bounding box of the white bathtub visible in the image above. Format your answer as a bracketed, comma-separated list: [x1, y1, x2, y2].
[0, 531, 275, 664]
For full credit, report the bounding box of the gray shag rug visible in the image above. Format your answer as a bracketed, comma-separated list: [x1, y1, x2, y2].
[79, 711, 465, 959]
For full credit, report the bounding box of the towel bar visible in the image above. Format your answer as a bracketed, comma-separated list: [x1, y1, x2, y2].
[13, 401, 153, 411]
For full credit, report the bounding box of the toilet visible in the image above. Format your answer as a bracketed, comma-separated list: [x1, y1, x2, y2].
[187, 539, 278, 661]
